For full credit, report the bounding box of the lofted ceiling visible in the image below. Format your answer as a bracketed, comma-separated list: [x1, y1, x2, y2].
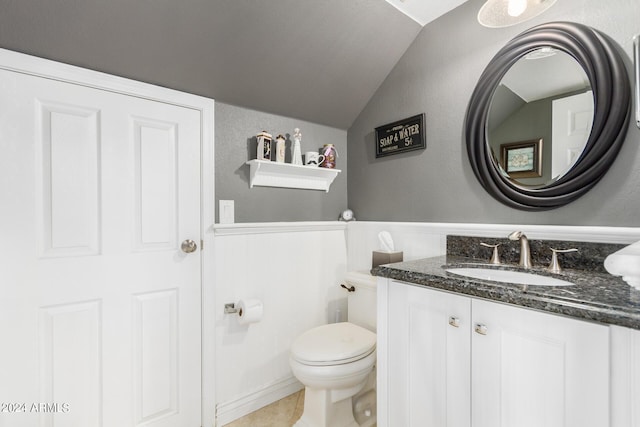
[0, 0, 469, 129]
[501, 50, 591, 102]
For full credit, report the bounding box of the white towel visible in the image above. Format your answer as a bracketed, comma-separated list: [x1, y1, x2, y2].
[604, 240, 640, 290]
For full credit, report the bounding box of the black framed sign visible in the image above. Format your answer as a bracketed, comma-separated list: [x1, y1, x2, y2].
[375, 113, 426, 158]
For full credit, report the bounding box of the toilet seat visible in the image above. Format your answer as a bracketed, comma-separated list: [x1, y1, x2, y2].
[291, 322, 376, 366]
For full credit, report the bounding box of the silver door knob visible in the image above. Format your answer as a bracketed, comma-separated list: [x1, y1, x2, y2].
[475, 323, 488, 335]
[181, 239, 198, 253]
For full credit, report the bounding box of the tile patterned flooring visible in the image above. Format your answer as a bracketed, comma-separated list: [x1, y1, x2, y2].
[223, 390, 305, 427]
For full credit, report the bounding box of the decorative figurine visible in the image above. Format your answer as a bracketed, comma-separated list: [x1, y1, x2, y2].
[292, 128, 303, 165]
[275, 134, 286, 163]
[257, 131, 272, 160]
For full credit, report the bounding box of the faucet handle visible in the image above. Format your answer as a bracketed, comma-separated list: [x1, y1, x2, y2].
[480, 242, 502, 265]
[547, 248, 578, 273]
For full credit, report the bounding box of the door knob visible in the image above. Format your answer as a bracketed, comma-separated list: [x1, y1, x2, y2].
[475, 323, 488, 335]
[181, 239, 198, 253]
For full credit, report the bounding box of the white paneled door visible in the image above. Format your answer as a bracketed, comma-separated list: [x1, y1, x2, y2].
[0, 68, 202, 426]
[551, 90, 594, 180]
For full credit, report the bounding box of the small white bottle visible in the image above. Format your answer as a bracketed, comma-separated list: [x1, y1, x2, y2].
[275, 134, 286, 163]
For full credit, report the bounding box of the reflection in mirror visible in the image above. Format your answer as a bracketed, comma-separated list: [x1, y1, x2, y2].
[487, 48, 593, 188]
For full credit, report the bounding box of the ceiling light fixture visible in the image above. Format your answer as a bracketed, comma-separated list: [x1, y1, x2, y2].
[478, 0, 557, 28]
[507, 0, 527, 17]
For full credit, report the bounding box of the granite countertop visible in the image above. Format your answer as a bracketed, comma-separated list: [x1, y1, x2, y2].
[372, 255, 640, 330]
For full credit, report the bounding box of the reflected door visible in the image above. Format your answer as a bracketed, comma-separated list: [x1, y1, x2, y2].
[551, 90, 594, 179]
[0, 68, 202, 426]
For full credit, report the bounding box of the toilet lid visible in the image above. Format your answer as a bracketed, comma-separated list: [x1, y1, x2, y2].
[291, 322, 376, 365]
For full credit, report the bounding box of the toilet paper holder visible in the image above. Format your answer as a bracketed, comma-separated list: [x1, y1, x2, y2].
[224, 302, 241, 315]
[224, 299, 263, 325]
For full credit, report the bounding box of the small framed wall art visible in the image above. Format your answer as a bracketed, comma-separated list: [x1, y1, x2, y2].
[375, 113, 426, 158]
[500, 138, 543, 178]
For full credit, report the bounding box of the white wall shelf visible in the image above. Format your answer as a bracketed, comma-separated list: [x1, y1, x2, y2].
[245, 160, 340, 192]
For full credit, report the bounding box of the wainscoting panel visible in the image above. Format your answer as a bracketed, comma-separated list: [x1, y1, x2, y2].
[347, 222, 640, 272]
[213, 222, 348, 425]
[212, 220, 640, 425]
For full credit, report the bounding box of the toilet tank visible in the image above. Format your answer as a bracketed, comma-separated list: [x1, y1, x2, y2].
[344, 271, 377, 332]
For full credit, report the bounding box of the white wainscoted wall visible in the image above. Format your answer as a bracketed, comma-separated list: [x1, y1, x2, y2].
[347, 221, 640, 272]
[212, 222, 348, 425]
[211, 220, 640, 426]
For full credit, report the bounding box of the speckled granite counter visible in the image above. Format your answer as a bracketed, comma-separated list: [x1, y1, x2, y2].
[372, 255, 640, 330]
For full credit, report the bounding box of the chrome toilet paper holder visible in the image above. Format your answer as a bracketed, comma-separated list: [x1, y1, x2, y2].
[224, 299, 263, 325]
[224, 302, 240, 315]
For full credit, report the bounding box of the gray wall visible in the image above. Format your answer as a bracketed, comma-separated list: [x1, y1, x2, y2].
[347, 0, 640, 226]
[215, 102, 348, 223]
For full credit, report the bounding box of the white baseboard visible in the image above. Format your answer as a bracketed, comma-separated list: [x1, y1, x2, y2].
[215, 376, 304, 426]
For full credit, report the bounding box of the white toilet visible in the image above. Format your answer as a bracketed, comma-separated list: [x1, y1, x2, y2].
[290, 271, 377, 427]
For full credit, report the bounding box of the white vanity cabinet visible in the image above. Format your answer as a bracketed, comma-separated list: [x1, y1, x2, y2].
[384, 281, 471, 427]
[378, 279, 610, 427]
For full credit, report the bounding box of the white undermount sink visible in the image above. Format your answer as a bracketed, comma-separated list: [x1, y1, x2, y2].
[446, 267, 575, 287]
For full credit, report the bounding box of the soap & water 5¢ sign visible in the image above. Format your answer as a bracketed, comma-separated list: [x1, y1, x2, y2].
[375, 113, 425, 158]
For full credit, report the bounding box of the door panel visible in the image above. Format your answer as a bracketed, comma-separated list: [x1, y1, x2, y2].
[133, 118, 178, 251]
[37, 101, 101, 257]
[133, 289, 179, 425]
[551, 91, 593, 179]
[388, 282, 471, 427]
[0, 68, 201, 427]
[472, 299, 609, 427]
[39, 300, 103, 427]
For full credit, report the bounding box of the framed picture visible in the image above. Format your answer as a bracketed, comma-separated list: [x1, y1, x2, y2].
[500, 138, 543, 178]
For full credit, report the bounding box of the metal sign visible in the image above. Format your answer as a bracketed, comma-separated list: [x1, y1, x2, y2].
[375, 113, 426, 158]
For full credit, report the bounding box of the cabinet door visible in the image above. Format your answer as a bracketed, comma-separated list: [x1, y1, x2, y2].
[471, 299, 609, 427]
[610, 325, 640, 427]
[387, 281, 471, 427]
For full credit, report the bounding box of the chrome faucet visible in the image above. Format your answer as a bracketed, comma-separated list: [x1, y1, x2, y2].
[508, 231, 532, 269]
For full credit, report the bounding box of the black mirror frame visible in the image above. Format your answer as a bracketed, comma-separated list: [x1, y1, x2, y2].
[465, 22, 631, 211]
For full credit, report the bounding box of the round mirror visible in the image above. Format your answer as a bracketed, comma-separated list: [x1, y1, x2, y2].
[465, 22, 630, 210]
